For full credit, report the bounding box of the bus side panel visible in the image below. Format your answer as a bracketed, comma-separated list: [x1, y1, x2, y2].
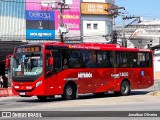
[44, 74, 63, 95]
[43, 69, 96, 95]
[94, 68, 117, 93]
[64, 69, 96, 94]
[42, 67, 154, 96]
[135, 68, 154, 89]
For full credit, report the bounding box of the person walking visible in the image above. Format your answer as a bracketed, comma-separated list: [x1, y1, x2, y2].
[2, 75, 8, 88]
[0, 75, 3, 88]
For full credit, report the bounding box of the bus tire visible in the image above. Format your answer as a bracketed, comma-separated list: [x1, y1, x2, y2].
[62, 83, 76, 100]
[37, 96, 47, 101]
[120, 81, 130, 96]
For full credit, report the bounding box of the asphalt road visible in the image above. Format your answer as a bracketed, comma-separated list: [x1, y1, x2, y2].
[0, 80, 160, 120]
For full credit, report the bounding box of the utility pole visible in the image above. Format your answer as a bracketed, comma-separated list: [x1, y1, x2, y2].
[122, 14, 127, 47]
[122, 15, 126, 47]
[105, 6, 125, 44]
[53, 0, 70, 42]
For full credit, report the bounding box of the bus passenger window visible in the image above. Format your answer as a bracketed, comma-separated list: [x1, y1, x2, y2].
[121, 57, 129, 67]
[63, 59, 68, 69]
[85, 51, 96, 68]
[105, 58, 112, 68]
[132, 59, 137, 67]
[68, 50, 84, 68]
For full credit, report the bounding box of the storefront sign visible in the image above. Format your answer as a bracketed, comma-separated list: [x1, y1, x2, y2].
[81, 2, 111, 15]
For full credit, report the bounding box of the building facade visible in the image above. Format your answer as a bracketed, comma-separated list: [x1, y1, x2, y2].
[0, 0, 115, 43]
[81, 0, 114, 43]
[0, 0, 26, 41]
[117, 19, 160, 48]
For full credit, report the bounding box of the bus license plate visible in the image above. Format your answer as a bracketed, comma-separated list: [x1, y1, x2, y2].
[19, 92, 25, 96]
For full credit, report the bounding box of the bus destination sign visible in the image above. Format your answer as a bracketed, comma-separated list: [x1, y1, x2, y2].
[16, 46, 41, 53]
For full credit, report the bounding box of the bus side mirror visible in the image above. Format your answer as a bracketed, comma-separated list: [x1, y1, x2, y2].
[5, 59, 9, 69]
[49, 57, 54, 66]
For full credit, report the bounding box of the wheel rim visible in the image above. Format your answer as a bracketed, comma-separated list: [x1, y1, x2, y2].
[121, 82, 129, 94]
[66, 86, 73, 96]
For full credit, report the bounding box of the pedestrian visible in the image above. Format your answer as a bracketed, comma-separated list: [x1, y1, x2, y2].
[2, 75, 8, 88]
[0, 75, 3, 88]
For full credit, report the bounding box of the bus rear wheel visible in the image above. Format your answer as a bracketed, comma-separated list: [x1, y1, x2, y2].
[115, 81, 130, 96]
[37, 96, 47, 101]
[120, 81, 130, 96]
[62, 83, 76, 100]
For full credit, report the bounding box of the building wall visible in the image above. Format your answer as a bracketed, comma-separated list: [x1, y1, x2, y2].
[0, 0, 114, 43]
[117, 20, 160, 48]
[81, 16, 112, 42]
[81, 2, 113, 43]
[0, 0, 26, 41]
[154, 50, 160, 79]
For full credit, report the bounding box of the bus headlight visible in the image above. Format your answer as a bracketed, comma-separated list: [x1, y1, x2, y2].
[14, 86, 19, 89]
[36, 80, 42, 88]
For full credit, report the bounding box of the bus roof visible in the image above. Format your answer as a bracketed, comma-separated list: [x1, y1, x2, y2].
[21, 42, 152, 52]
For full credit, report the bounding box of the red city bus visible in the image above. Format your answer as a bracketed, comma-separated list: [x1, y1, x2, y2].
[11, 42, 154, 101]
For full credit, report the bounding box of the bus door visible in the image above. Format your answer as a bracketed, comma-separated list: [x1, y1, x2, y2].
[45, 48, 62, 94]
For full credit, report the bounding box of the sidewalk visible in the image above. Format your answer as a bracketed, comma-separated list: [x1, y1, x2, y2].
[0, 87, 18, 97]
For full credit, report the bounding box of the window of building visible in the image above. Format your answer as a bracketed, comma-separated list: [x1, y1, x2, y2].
[93, 23, 98, 29]
[87, 23, 91, 29]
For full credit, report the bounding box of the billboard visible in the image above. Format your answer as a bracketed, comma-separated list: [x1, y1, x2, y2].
[26, 20, 55, 30]
[26, 29, 55, 40]
[55, 11, 80, 30]
[26, 10, 55, 40]
[81, 2, 111, 15]
[26, 0, 80, 41]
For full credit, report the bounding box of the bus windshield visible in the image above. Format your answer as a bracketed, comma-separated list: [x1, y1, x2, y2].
[12, 53, 43, 77]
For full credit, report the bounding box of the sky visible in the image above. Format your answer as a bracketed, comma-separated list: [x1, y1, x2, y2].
[115, 0, 160, 26]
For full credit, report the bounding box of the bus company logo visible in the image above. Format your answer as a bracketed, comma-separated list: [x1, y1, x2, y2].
[78, 72, 92, 78]
[111, 73, 120, 78]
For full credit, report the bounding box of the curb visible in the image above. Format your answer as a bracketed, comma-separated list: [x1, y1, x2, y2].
[0, 87, 18, 97]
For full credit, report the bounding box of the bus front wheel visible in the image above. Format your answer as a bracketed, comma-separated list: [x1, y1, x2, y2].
[62, 83, 76, 100]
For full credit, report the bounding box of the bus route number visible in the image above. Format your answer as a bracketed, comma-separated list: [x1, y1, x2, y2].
[119, 72, 128, 77]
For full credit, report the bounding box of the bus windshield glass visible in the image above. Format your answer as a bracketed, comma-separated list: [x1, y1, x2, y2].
[13, 46, 42, 77]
